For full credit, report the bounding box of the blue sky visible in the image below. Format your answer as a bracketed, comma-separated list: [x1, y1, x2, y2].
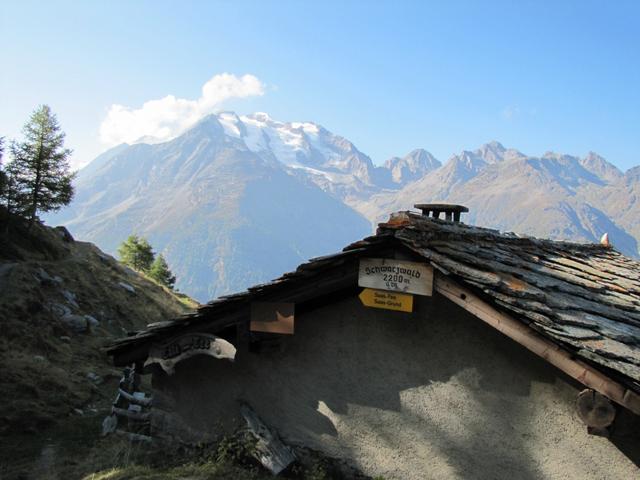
[1, 0, 638, 170]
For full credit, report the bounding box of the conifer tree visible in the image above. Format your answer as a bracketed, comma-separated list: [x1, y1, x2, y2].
[148, 254, 176, 289]
[0, 137, 5, 199]
[8, 105, 75, 226]
[117, 235, 155, 272]
[0, 137, 24, 220]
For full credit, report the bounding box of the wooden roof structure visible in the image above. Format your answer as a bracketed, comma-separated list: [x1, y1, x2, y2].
[107, 211, 640, 415]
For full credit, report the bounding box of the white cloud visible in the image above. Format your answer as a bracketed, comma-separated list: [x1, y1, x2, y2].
[99, 73, 265, 146]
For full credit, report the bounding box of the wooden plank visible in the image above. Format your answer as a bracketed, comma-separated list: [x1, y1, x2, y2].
[358, 257, 433, 296]
[434, 274, 640, 416]
[239, 402, 296, 475]
[144, 333, 236, 375]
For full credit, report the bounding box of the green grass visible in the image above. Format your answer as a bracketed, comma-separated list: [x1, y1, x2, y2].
[81, 461, 270, 480]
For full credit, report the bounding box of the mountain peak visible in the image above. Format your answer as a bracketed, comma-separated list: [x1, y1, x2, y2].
[476, 141, 506, 163]
[483, 140, 506, 151]
[625, 166, 640, 182]
[580, 152, 622, 183]
[383, 148, 441, 184]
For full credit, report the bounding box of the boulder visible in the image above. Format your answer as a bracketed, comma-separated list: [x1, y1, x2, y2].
[119, 282, 136, 294]
[85, 315, 99, 328]
[86, 372, 103, 384]
[49, 303, 72, 318]
[62, 290, 79, 309]
[60, 314, 89, 333]
[54, 226, 74, 243]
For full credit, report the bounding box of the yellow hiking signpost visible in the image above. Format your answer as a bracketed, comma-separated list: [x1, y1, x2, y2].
[358, 288, 413, 313]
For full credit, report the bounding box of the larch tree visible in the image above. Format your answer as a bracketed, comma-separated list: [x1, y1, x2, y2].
[0, 136, 23, 221]
[148, 254, 177, 289]
[0, 137, 5, 198]
[118, 235, 155, 272]
[8, 105, 75, 227]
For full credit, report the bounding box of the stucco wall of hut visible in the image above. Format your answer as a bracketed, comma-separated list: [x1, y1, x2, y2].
[160, 294, 640, 480]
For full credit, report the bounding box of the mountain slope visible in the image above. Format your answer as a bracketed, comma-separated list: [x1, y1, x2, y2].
[354, 144, 639, 257]
[48, 115, 372, 302]
[0, 211, 196, 478]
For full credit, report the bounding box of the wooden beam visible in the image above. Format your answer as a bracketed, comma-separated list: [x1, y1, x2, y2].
[112, 406, 151, 421]
[118, 388, 153, 407]
[435, 274, 640, 416]
[239, 402, 296, 475]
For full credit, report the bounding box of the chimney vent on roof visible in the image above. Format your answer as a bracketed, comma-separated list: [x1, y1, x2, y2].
[414, 203, 469, 222]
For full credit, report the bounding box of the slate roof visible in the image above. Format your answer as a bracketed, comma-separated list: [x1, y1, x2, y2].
[108, 211, 640, 394]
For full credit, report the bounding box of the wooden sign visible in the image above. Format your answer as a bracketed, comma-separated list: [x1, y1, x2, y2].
[359, 288, 413, 313]
[358, 258, 433, 296]
[250, 302, 295, 334]
[145, 333, 236, 375]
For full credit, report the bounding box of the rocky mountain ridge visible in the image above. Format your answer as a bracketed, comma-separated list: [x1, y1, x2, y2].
[353, 141, 639, 258]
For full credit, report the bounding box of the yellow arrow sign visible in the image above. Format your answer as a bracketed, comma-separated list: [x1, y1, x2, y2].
[358, 288, 413, 313]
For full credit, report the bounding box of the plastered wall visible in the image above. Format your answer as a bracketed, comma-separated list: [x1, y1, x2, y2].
[161, 294, 640, 480]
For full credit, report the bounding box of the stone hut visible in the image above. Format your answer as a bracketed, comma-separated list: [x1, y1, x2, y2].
[107, 206, 640, 479]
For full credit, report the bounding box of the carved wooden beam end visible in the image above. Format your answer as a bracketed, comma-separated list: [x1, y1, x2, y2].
[577, 388, 616, 436]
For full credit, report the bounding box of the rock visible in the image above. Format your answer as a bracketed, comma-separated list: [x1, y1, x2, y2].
[59, 336, 71, 343]
[50, 303, 72, 318]
[84, 315, 99, 328]
[36, 267, 52, 281]
[119, 282, 136, 294]
[54, 226, 74, 242]
[102, 414, 118, 436]
[123, 266, 137, 277]
[60, 314, 88, 333]
[35, 267, 55, 286]
[96, 252, 112, 265]
[62, 290, 79, 309]
[86, 372, 103, 384]
[34, 268, 63, 286]
[33, 355, 46, 362]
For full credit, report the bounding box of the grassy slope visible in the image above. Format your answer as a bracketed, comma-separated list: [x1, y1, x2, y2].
[0, 213, 197, 479]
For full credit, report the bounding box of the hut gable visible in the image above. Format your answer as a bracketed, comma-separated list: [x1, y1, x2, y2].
[107, 210, 640, 414]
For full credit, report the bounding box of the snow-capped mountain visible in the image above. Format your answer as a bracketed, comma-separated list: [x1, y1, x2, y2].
[47, 112, 640, 301]
[213, 112, 381, 200]
[46, 114, 375, 301]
